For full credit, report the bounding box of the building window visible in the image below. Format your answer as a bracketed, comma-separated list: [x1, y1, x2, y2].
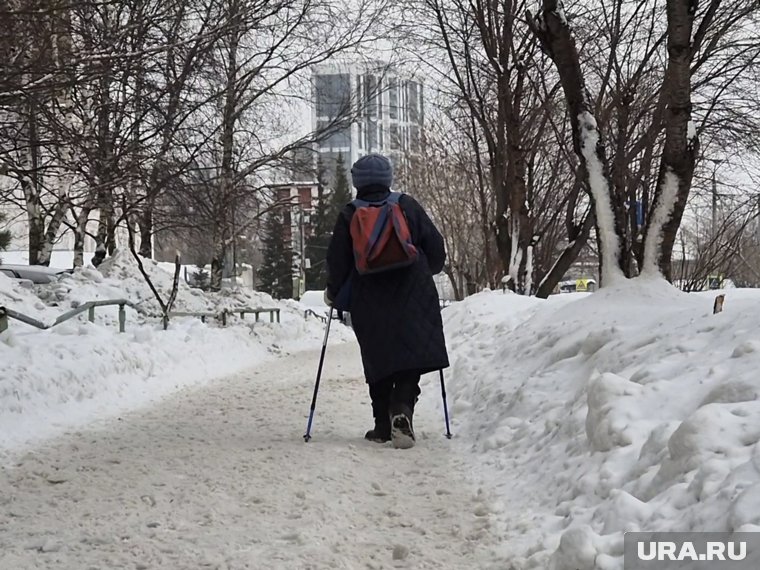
[367, 119, 377, 151]
[315, 74, 351, 118]
[298, 187, 312, 207]
[419, 86, 424, 124]
[389, 77, 398, 120]
[410, 126, 420, 151]
[390, 125, 400, 150]
[365, 74, 377, 118]
[317, 120, 350, 149]
[407, 81, 420, 124]
[355, 75, 363, 117]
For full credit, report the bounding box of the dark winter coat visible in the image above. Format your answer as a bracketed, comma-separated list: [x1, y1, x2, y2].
[326, 185, 449, 384]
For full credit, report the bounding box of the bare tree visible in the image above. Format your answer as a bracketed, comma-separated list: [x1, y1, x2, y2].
[153, 0, 390, 290]
[1, 0, 75, 265]
[529, 0, 760, 284]
[1, 0, 391, 284]
[396, 118, 493, 299]
[410, 0, 546, 293]
[403, 0, 604, 296]
[640, 0, 699, 277]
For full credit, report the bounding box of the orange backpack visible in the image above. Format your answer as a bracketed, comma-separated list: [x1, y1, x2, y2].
[349, 192, 418, 275]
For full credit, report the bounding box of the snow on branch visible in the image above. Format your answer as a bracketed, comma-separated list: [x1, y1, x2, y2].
[578, 112, 624, 285]
[642, 170, 681, 276]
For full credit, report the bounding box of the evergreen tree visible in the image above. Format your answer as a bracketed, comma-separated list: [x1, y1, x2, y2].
[305, 157, 332, 290]
[0, 212, 11, 263]
[304, 153, 354, 291]
[258, 208, 294, 299]
[330, 153, 353, 212]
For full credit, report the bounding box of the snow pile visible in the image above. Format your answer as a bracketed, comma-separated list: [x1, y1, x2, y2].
[435, 281, 760, 569]
[0, 252, 352, 458]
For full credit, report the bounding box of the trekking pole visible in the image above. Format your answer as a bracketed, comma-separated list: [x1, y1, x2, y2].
[304, 307, 334, 442]
[439, 369, 453, 439]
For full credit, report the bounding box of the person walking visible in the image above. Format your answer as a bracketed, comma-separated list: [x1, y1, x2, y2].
[325, 154, 449, 449]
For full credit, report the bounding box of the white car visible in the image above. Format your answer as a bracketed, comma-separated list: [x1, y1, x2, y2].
[0, 264, 72, 284]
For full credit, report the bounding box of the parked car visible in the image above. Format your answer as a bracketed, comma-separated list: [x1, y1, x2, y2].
[557, 278, 597, 294]
[0, 264, 72, 284]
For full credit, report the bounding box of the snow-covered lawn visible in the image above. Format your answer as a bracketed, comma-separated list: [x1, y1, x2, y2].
[0, 252, 352, 457]
[436, 280, 760, 569]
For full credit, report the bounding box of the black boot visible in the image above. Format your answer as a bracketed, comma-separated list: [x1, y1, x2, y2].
[367, 378, 393, 443]
[365, 419, 391, 443]
[389, 403, 415, 449]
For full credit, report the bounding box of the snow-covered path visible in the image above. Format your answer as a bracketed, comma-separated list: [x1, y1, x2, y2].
[1, 342, 503, 569]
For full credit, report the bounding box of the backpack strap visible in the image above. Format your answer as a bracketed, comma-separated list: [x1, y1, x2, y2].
[350, 198, 373, 208]
[386, 192, 402, 205]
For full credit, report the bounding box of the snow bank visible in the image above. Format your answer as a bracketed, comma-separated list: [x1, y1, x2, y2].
[0, 251, 352, 458]
[433, 280, 760, 569]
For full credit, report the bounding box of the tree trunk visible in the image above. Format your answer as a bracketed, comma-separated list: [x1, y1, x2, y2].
[91, 190, 114, 267]
[506, 90, 533, 294]
[444, 266, 462, 301]
[634, 139, 657, 269]
[36, 8, 76, 267]
[27, 206, 44, 266]
[536, 210, 594, 298]
[139, 200, 154, 258]
[492, 160, 511, 276]
[641, 0, 698, 279]
[37, 201, 69, 266]
[210, 12, 240, 292]
[107, 208, 117, 255]
[611, 92, 635, 277]
[469, 116, 496, 289]
[90, 67, 114, 268]
[22, 98, 44, 265]
[210, 228, 227, 292]
[73, 207, 91, 267]
[528, 1, 626, 287]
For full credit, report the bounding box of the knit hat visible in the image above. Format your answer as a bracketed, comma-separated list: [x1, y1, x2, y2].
[350, 154, 394, 189]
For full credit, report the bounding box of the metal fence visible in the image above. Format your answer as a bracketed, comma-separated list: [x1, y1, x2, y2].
[0, 302, 281, 334]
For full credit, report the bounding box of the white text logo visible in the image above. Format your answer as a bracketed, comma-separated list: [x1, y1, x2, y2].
[637, 541, 747, 562]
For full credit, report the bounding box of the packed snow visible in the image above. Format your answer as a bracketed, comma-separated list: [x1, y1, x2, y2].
[3, 257, 760, 568]
[0, 342, 505, 569]
[434, 279, 760, 569]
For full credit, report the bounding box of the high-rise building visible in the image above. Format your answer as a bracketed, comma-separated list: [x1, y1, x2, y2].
[312, 61, 424, 187]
